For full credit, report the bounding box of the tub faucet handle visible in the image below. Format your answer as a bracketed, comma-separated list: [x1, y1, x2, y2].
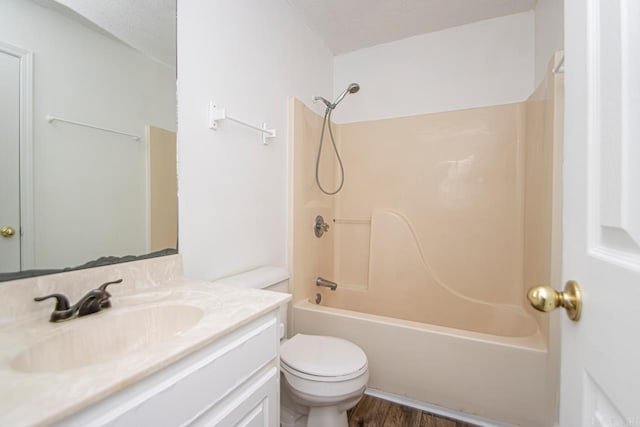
[315, 215, 330, 237]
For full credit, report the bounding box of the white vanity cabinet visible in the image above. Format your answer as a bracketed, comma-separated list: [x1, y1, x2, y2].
[59, 310, 281, 427]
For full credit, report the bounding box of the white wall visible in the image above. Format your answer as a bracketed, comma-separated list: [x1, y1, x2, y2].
[177, 0, 333, 280]
[332, 12, 535, 123]
[0, 0, 176, 269]
[534, 0, 564, 87]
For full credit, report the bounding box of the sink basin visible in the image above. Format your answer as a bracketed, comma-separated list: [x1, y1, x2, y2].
[12, 304, 204, 373]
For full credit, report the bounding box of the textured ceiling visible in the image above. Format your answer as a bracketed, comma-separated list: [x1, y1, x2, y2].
[287, 0, 537, 55]
[50, 0, 176, 68]
[42, 0, 537, 65]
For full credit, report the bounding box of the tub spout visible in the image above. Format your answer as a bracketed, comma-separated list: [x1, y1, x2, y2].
[316, 277, 338, 291]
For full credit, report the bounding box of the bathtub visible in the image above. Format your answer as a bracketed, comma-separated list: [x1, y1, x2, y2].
[292, 295, 554, 427]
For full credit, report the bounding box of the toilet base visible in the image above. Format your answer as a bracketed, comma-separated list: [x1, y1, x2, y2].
[280, 404, 306, 427]
[280, 377, 363, 427]
[280, 401, 349, 427]
[307, 405, 348, 427]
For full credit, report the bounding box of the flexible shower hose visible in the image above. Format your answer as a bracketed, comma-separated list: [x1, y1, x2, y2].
[315, 107, 345, 195]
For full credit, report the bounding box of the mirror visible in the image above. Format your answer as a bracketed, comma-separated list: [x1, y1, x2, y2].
[0, 0, 177, 280]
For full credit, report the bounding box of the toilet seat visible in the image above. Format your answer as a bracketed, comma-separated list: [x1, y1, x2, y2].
[280, 334, 368, 381]
[281, 360, 368, 382]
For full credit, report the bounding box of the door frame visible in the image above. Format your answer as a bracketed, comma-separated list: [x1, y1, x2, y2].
[0, 41, 33, 270]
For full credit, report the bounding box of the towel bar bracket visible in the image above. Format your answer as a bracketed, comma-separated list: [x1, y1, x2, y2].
[208, 102, 276, 145]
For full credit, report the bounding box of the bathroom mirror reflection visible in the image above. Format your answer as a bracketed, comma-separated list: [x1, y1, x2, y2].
[0, 0, 177, 280]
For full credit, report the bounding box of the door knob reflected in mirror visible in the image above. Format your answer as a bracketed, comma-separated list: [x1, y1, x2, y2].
[527, 280, 582, 321]
[0, 226, 16, 238]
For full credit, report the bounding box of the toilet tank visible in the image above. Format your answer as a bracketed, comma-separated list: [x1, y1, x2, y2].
[211, 266, 290, 337]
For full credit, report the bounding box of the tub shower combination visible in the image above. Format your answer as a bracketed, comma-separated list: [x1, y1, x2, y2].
[293, 208, 550, 426]
[289, 55, 564, 427]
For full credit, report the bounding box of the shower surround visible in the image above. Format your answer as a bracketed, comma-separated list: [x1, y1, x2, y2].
[288, 54, 564, 426]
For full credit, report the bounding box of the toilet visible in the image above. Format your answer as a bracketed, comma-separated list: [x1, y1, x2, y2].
[212, 266, 369, 427]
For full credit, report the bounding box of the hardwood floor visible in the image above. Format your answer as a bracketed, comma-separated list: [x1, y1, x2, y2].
[347, 395, 479, 427]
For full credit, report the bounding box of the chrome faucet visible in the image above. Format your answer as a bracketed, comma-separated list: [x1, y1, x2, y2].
[316, 277, 338, 291]
[34, 279, 123, 322]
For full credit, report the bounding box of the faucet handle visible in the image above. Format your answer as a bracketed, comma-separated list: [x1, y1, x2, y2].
[94, 279, 122, 309]
[314, 215, 330, 237]
[34, 293, 71, 311]
[98, 279, 123, 296]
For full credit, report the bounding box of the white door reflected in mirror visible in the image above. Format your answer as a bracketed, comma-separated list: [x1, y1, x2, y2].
[0, 48, 21, 273]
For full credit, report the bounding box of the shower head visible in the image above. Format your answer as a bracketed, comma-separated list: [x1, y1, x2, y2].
[346, 83, 360, 94]
[331, 83, 360, 109]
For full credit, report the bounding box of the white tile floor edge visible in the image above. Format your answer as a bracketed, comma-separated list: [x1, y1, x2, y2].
[364, 388, 514, 427]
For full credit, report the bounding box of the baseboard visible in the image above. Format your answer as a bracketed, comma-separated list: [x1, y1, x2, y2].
[364, 388, 514, 427]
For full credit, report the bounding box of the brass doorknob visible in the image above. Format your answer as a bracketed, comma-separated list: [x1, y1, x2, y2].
[0, 226, 16, 238]
[527, 280, 582, 321]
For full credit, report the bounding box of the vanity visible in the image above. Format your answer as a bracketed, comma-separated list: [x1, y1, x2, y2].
[0, 255, 290, 426]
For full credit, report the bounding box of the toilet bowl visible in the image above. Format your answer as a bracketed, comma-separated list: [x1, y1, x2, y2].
[211, 267, 369, 427]
[280, 334, 369, 427]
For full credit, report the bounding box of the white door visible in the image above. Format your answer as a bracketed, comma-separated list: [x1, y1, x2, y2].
[0, 49, 21, 273]
[562, 0, 640, 425]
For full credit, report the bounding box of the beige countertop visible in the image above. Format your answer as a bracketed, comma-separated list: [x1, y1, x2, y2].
[0, 279, 290, 426]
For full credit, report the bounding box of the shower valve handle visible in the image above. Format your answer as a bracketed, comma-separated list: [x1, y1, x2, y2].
[314, 215, 330, 237]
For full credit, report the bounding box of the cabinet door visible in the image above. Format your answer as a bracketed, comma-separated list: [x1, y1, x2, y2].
[192, 367, 278, 427]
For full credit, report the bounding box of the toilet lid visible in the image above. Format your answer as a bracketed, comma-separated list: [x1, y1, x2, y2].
[281, 334, 367, 378]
